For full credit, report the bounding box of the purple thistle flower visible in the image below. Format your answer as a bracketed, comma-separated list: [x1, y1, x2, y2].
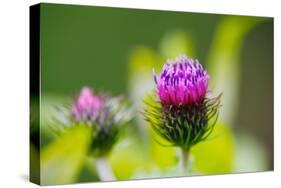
[144, 55, 221, 150]
[154, 55, 209, 106]
[71, 87, 105, 123]
[52, 86, 132, 157]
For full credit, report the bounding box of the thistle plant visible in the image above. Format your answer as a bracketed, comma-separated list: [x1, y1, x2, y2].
[144, 55, 221, 174]
[53, 87, 132, 181]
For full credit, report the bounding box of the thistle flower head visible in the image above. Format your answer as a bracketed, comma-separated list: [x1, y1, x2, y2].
[53, 86, 132, 157]
[145, 55, 221, 150]
[154, 55, 209, 106]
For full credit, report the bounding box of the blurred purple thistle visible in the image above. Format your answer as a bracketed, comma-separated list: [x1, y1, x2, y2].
[154, 55, 209, 106]
[71, 87, 105, 122]
[52, 86, 132, 162]
[68, 87, 132, 180]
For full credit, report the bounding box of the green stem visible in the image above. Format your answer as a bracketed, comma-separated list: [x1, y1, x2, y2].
[179, 148, 189, 175]
[95, 157, 116, 181]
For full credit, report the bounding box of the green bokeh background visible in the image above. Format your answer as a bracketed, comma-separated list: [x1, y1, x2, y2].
[40, 4, 218, 95]
[31, 3, 273, 185]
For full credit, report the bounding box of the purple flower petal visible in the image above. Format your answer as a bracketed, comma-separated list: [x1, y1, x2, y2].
[71, 87, 105, 122]
[154, 55, 209, 106]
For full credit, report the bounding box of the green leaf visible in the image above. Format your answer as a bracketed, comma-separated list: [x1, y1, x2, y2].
[41, 126, 91, 185]
[207, 17, 266, 125]
[191, 123, 234, 174]
[109, 136, 154, 180]
[149, 128, 178, 167]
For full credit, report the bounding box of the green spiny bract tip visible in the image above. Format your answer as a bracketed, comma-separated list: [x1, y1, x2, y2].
[144, 93, 221, 150]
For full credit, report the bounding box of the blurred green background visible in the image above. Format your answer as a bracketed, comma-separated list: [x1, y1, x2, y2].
[40, 4, 219, 95]
[30, 3, 273, 185]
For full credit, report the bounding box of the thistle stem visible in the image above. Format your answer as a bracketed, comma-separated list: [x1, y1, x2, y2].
[179, 148, 189, 175]
[95, 157, 116, 181]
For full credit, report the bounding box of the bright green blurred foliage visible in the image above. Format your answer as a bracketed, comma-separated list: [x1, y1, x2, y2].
[191, 123, 234, 174]
[159, 30, 195, 59]
[207, 16, 266, 126]
[41, 126, 91, 185]
[128, 47, 161, 76]
[32, 3, 273, 185]
[109, 136, 154, 180]
[150, 133, 177, 168]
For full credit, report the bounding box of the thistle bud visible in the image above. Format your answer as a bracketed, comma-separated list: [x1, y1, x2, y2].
[145, 55, 221, 150]
[54, 87, 132, 157]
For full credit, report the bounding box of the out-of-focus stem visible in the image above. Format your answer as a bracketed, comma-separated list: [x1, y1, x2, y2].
[95, 157, 116, 181]
[179, 148, 189, 175]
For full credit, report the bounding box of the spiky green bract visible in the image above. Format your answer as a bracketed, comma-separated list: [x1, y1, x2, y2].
[144, 93, 221, 150]
[89, 121, 120, 157]
[89, 96, 132, 157]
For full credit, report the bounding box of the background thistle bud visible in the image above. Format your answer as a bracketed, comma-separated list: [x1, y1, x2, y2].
[54, 87, 132, 157]
[145, 55, 221, 150]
